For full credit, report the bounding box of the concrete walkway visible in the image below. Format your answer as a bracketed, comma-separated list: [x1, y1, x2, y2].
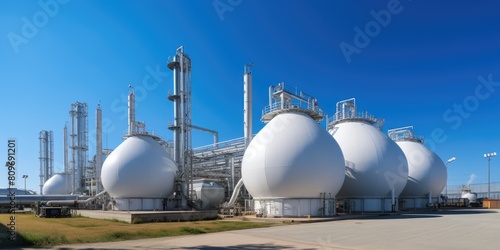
[21, 209, 500, 250]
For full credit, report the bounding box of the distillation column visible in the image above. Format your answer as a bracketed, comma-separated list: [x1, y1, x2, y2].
[95, 104, 103, 194]
[227, 63, 254, 207]
[128, 88, 135, 135]
[168, 46, 193, 206]
[70, 102, 89, 194]
[63, 124, 68, 173]
[39, 130, 54, 194]
[244, 63, 253, 148]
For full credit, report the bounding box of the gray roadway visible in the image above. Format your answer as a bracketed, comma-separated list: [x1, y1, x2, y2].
[24, 209, 500, 250]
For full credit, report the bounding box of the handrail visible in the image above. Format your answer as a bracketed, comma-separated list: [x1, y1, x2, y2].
[387, 126, 424, 142]
[262, 101, 323, 118]
[327, 110, 378, 124]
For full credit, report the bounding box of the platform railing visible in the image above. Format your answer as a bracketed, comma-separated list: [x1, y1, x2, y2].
[327, 110, 378, 124]
[261, 101, 324, 118]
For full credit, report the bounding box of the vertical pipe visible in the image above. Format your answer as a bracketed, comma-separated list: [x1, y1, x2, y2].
[268, 86, 273, 108]
[77, 104, 82, 194]
[96, 104, 102, 195]
[180, 47, 190, 202]
[231, 157, 235, 192]
[71, 104, 76, 194]
[128, 90, 135, 135]
[44, 131, 48, 183]
[49, 131, 54, 180]
[172, 52, 181, 166]
[82, 103, 89, 194]
[179, 48, 185, 176]
[39, 131, 45, 194]
[280, 93, 285, 110]
[243, 63, 253, 148]
[64, 124, 68, 174]
[76, 104, 82, 194]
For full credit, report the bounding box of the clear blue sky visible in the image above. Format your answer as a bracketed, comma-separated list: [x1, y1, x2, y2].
[1, 0, 499, 192]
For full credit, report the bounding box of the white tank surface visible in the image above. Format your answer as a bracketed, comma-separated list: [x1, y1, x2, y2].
[42, 173, 71, 195]
[331, 121, 408, 198]
[461, 191, 477, 203]
[242, 112, 345, 199]
[396, 141, 447, 197]
[192, 179, 225, 209]
[101, 135, 178, 200]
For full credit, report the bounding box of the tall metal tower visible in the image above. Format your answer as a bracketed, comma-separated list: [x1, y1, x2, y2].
[63, 123, 69, 173]
[168, 46, 193, 203]
[95, 103, 103, 194]
[39, 130, 54, 194]
[69, 102, 89, 194]
[243, 63, 253, 149]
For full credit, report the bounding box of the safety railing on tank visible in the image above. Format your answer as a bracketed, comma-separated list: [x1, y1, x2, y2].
[327, 110, 378, 124]
[388, 131, 424, 142]
[122, 129, 160, 137]
[261, 101, 324, 118]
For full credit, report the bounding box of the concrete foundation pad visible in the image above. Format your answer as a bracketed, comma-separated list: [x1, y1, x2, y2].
[74, 210, 218, 223]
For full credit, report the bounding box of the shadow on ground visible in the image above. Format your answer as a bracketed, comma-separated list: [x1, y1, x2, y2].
[0, 223, 31, 249]
[362, 214, 442, 220]
[361, 208, 497, 220]
[426, 208, 497, 215]
[22, 245, 314, 250]
[176, 244, 316, 250]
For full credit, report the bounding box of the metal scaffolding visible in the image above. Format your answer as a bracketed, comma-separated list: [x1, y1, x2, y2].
[168, 46, 194, 206]
[69, 102, 89, 194]
[39, 130, 54, 194]
[95, 104, 103, 194]
[327, 98, 384, 130]
[261, 82, 324, 123]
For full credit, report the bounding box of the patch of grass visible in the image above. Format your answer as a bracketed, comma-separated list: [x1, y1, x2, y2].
[106, 218, 128, 224]
[180, 227, 206, 234]
[0, 213, 277, 247]
[131, 217, 143, 224]
[21, 232, 68, 246]
[104, 231, 133, 240]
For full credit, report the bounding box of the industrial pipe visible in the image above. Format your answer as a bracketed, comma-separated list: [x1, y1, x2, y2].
[243, 63, 253, 148]
[227, 178, 244, 207]
[190, 125, 218, 147]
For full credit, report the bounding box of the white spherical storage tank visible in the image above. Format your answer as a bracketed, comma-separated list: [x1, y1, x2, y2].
[242, 112, 345, 217]
[101, 135, 178, 210]
[330, 121, 408, 212]
[42, 173, 71, 195]
[397, 140, 447, 199]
